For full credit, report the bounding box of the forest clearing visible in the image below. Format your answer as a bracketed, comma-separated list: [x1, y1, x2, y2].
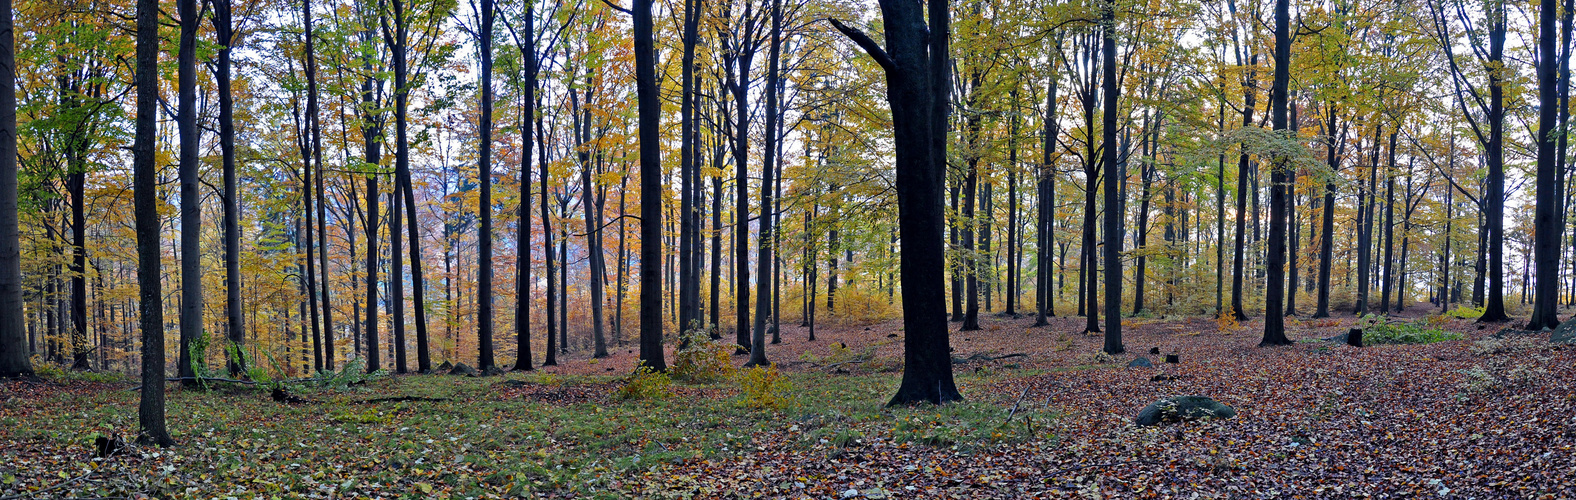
[8, 0, 1576, 496]
[5, 313, 1574, 498]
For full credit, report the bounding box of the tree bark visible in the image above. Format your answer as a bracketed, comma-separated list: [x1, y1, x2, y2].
[134, 0, 171, 444]
[0, 0, 33, 378]
[178, 0, 205, 384]
[634, 0, 667, 371]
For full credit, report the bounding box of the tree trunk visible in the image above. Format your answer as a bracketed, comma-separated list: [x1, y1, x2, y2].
[0, 0, 33, 378]
[215, 0, 244, 376]
[1530, 0, 1562, 330]
[1313, 106, 1338, 318]
[511, 0, 536, 371]
[1480, 4, 1511, 322]
[832, 0, 961, 405]
[178, 0, 205, 384]
[1099, 2, 1123, 355]
[133, 0, 171, 444]
[747, 0, 782, 367]
[477, 0, 497, 371]
[1261, 0, 1292, 346]
[634, 0, 667, 371]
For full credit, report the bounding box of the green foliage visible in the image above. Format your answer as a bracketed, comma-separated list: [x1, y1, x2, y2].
[308, 357, 385, 389]
[671, 329, 735, 384]
[735, 365, 790, 410]
[1359, 315, 1462, 345]
[616, 363, 672, 401]
[1446, 306, 1486, 319]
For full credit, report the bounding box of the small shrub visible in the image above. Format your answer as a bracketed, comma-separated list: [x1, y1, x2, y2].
[1080, 350, 1116, 365]
[671, 330, 735, 383]
[616, 363, 672, 401]
[1215, 310, 1241, 332]
[736, 364, 789, 410]
[1360, 315, 1461, 344]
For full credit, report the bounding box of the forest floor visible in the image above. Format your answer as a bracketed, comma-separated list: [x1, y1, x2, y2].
[3, 310, 1576, 499]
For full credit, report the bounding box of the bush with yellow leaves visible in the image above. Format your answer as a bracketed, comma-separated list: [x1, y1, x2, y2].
[616, 363, 673, 401]
[736, 364, 790, 410]
[671, 329, 736, 384]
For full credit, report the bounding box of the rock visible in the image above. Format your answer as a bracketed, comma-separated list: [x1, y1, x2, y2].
[436, 360, 454, 372]
[482, 365, 506, 377]
[1150, 373, 1188, 382]
[1135, 395, 1237, 426]
[1554, 318, 1576, 344]
[1165, 354, 1179, 364]
[448, 363, 480, 377]
[1346, 328, 1364, 348]
[1149, 347, 1161, 355]
[1127, 357, 1154, 368]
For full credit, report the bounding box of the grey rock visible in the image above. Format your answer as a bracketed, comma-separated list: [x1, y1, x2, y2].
[1135, 395, 1237, 426]
[1127, 357, 1154, 368]
[448, 363, 480, 377]
[1551, 319, 1576, 343]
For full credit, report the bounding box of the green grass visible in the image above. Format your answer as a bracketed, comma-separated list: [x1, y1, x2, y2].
[5, 364, 1057, 498]
[1360, 314, 1463, 345]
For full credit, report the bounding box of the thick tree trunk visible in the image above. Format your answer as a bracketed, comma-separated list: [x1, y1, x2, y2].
[179, 0, 205, 384]
[1530, 0, 1562, 330]
[133, 0, 171, 444]
[634, 0, 667, 371]
[1480, 7, 1511, 323]
[1261, 0, 1292, 346]
[0, 0, 33, 378]
[1099, 3, 1122, 355]
[511, 1, 536, 371]
[832, 0, 961, 405]
[477, 0, 497, 371]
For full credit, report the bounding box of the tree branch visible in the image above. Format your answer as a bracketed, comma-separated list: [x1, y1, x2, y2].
[827, 18, 894, 74]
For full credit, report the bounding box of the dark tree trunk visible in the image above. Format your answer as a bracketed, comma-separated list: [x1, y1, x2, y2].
[1261, 0, 1292, 346]
[508, 0, 536, 371]
[1379, 132, 1397, 315]
[1230, 51, 1257, 322]
[215, 0, 244, 376]
[1285, 100, 1300, 317]
[1099, 2, 1122, 355]
[477, 0, 497, 371]
[748, 0, 783, 367]
[133, 0, 171, 445]
[178, 0, 204, 384]
[1034, 59, 1059, 325]
[831, 0, 960, 405]
[362, 92, 381, 373]
[1530, 0, 1562, 330]
[1313, 106, 1338, 318]
[540, 96, 557, 366]
[678, 0, 700, 335]
[635, 0, 667, 371]
[1480, 3, 1511, 323]
[0, 0, 33, 378]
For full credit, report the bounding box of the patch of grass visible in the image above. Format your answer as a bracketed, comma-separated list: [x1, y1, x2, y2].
[3, 364, 1057, 498]
[1359, 315, 1462, 344]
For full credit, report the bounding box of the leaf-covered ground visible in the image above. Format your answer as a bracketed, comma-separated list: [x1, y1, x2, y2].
[3, 313, 1574, 499]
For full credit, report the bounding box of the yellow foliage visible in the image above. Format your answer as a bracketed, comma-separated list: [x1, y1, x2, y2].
[736, 364, 790, 410]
